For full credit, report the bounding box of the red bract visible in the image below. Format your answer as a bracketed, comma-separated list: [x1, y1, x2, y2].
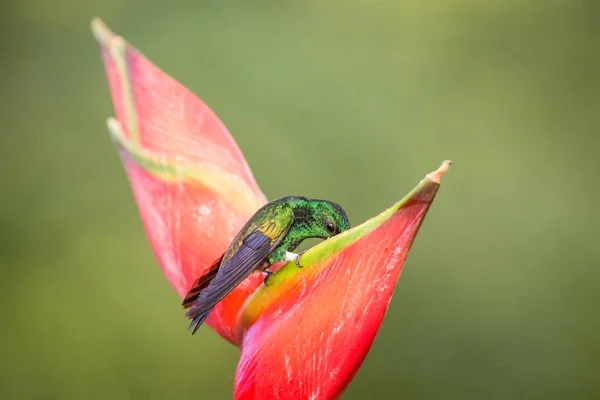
[92, 19, 450, 399]
[92, 18, 266, 344]
[235, 164, 449, 399]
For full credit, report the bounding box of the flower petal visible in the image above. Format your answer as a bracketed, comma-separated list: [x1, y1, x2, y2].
[91, 19, 264, 194]
[235, 161, 451, 399]
[92, 19, 267, 344]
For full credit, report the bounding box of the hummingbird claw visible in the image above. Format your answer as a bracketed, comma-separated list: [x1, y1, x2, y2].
[284, 251, 304, 268]
[295, 248, 310, 268]
[263, 269, 273, 286]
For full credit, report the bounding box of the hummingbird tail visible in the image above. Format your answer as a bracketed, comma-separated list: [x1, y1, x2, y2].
[187, 308, 213, 335]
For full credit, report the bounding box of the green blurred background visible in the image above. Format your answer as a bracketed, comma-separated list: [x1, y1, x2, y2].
[1, 1, 599, 399]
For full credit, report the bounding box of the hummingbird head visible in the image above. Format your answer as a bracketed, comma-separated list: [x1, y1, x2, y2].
[303, 198, 351, 239]
[280, 196, 350, 242]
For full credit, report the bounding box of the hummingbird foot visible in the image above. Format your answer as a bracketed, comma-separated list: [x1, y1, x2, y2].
[285, 251, 304, 268]
[263, 269, 273, 286]
[284, 251, 303, 267]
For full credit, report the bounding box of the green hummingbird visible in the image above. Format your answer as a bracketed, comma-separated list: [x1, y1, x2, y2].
[182, 196, 351, 334]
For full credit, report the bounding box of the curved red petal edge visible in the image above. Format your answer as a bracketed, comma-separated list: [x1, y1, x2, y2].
[91, 19, 267, 344]
[234, 163, 450, 399]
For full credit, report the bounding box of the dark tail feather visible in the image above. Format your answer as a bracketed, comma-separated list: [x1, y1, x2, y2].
[187, 307, 214, 334]
[181, 253, 224, 309]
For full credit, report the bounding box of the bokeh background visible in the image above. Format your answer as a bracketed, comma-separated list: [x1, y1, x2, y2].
[1, 1, 599, 399]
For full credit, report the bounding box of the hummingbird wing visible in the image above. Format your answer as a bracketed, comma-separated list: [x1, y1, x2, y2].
[186, 206, 294, 334]
[181, 253, 225, 309]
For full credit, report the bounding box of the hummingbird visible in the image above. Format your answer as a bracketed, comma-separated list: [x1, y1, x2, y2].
[182, 196, 350, 334]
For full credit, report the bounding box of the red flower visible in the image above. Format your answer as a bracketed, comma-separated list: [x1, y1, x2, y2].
[92, 18, 450, 399]
[92, 18, 266, 344]
[235, 164, 449, 399]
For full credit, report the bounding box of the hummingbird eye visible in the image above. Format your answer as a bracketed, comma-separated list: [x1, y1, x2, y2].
[325, 220, 336, 234]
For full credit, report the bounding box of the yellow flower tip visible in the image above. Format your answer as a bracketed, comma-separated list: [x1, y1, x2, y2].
[91, 18, 115, 46]
[106, 116, 118, 128]
[106, 117, 125, 140]
[425, 160, 452, 184]
[91, 18, 127, 55]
